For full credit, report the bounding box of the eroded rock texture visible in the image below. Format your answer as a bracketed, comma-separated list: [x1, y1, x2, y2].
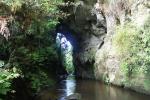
[63, 0, 106, 79]
[64, 0, 150, 94]
[94, 0, 150, 94]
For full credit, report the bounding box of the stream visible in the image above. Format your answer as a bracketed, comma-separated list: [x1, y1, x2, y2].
[39, 77, 150, 100]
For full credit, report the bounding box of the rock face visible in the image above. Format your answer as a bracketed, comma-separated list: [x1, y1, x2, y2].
[64, 0, 106, 79]
[94, 0, 150, 95]
[64, 0, 150, 94]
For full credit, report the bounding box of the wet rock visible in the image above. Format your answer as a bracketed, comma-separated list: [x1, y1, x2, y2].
[63, 0, 106, 79]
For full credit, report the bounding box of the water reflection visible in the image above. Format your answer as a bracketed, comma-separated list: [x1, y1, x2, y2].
[66, 79, 76, 96]
[56, 76, 76, 100]
[76, 79, 150, 100]
[39, 79, 150, 100]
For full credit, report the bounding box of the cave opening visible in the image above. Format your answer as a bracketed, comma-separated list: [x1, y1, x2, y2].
[56, 24, 75, 79]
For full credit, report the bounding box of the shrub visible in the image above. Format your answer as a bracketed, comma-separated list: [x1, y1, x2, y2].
[113, 16, 150, 86]
[0, 67, 20, 96]
[25, 69, 55, 92]
[113, 22, 139, 56]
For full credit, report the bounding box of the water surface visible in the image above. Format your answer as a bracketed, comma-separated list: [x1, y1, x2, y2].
[39, 78, 150, 100]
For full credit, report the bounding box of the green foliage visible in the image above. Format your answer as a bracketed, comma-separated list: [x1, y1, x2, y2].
[63, 51, 74, 74]
[0, 67, 20, 95]
[25, 69, 55, 92]
[113, 16, 150, 89]
[113, 22, 140, 76]
[113, 23, 139, 56]
[0, 0, 64, 37]
[1, 0, 62, 13]
[9, 44, 59, 91]
[9, 34, 59, 92]
[28, 47, 58, 65]
[60, 42, 74, 74]
[0, 0, 64, 97]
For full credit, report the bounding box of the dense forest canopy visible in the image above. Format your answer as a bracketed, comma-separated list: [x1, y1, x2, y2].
[0, 0, 66, 99]
[0, 0, 64, 39]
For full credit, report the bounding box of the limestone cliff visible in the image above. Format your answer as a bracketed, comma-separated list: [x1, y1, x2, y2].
[64, 0, 150, 94]
[94, 0, 150, 94]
